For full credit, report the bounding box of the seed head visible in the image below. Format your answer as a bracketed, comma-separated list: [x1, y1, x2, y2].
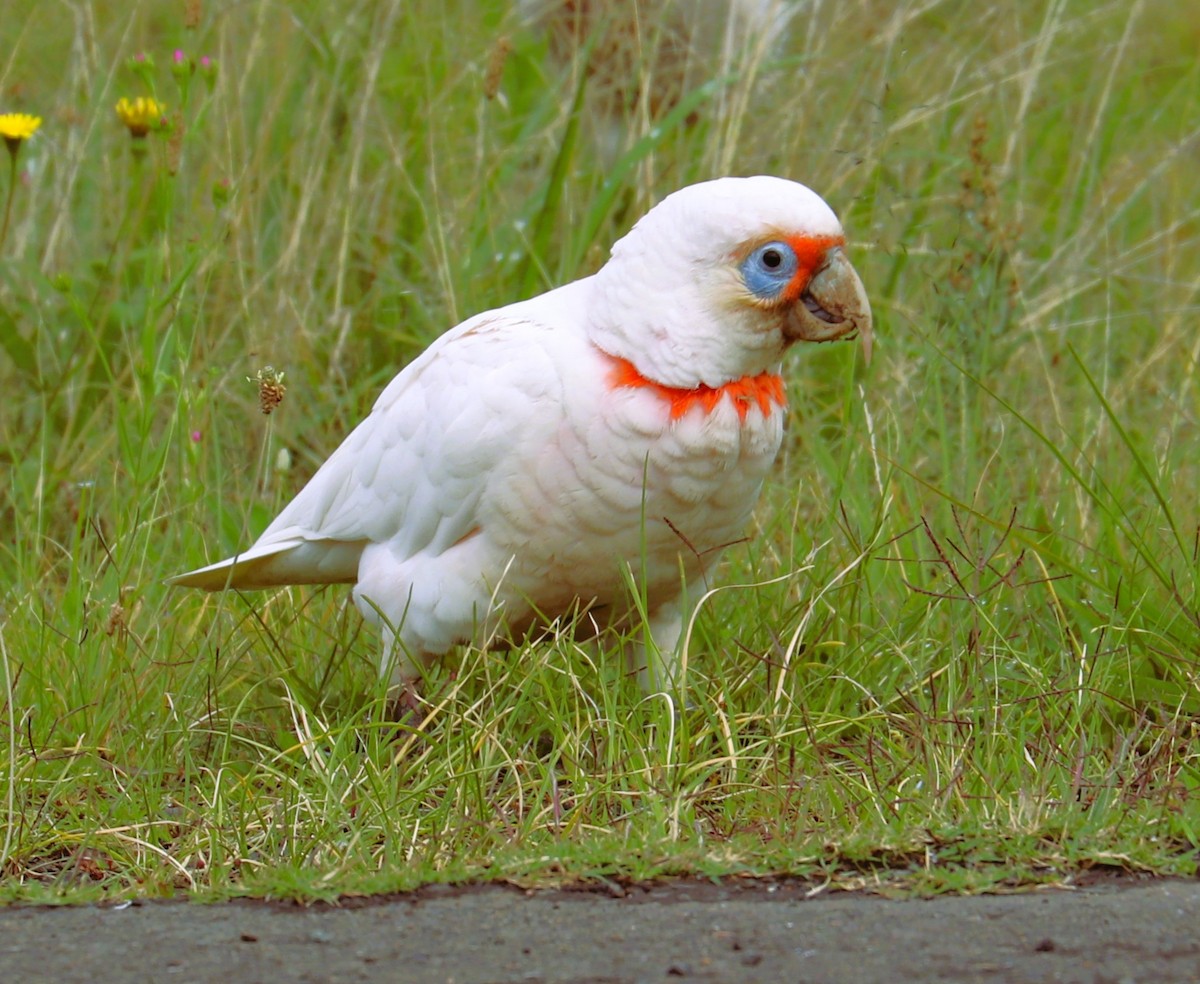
[250, 366, 287, 415]
[485, 36, 512, 100]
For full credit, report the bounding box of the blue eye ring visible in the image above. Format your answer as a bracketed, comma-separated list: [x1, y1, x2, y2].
[740, 240, 799, 301]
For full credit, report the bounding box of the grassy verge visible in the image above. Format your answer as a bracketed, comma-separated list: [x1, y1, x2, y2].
[1, 0, 1197, 902]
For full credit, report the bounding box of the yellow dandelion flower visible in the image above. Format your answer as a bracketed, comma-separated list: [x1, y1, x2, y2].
[0, 113, 42, 157]
[115, 97, 167, 138]
[1, 113, 41, 250]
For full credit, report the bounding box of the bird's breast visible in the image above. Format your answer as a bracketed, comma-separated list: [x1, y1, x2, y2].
[480, 344, 786, 604]
[598, 358, 786, 516]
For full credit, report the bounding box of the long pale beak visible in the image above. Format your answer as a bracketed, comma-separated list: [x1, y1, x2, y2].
[784, 247, 873, 363]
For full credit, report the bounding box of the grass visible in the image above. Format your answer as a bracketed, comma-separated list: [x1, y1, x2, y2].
[1, 0, 1197, 902]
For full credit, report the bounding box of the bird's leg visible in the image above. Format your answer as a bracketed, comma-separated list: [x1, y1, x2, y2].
[384, 678, 424, 724]
[628, 604, 686, 695]
[376, 620, 430, 724]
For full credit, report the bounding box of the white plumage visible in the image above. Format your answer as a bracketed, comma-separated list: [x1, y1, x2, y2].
[171, 176, 871, 692]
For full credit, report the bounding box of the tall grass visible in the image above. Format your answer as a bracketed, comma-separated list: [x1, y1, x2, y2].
[1, 0, 1197, 900]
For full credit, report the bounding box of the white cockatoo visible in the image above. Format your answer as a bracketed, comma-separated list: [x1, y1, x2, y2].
[171, 176, 871, 694]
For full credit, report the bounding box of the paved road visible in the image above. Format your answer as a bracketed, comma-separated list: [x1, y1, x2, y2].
[3, 877, 1199, 983]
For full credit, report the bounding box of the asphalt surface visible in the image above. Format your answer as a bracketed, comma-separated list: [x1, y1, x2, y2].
[3, 877, 1199, 983]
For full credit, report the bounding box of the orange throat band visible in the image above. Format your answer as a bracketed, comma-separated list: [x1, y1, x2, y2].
[605, 354, 786, 422]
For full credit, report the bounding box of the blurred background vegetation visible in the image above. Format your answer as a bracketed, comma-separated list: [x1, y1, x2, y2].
[0, 0, 1196, 899]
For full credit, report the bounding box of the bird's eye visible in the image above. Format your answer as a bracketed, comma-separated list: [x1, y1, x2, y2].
[740, 240, 798, 301]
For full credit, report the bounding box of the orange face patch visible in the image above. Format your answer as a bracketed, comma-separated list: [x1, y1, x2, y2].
[779, 234, 844, 304]
[606, 355, 786, 422]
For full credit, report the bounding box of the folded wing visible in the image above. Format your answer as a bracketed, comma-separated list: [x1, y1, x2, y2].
[169, 312, 569, 591]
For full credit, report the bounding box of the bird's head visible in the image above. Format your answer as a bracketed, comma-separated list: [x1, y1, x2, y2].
[590, 175, 872, 388]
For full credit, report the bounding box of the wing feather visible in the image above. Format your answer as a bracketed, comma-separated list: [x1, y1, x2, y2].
[170, 281, 591, 591]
